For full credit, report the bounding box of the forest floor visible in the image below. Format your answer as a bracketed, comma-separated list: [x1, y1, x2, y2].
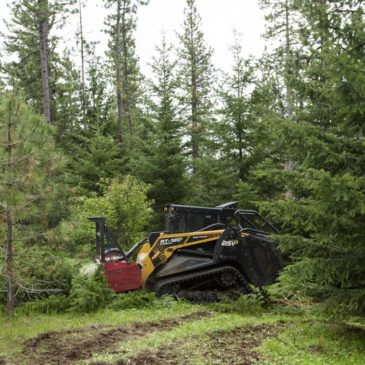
[0, 300, 364, 365]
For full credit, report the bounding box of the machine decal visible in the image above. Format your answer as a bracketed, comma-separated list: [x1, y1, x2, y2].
[187, 234, 212, 243]
[159, 237, 184, 245]
[221, 240, 239, 247]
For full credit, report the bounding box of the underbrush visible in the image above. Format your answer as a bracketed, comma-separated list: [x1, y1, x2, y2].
[109, 290, 156, 310]
[17, 270, 180, 315]
[210, 293, 265, 315]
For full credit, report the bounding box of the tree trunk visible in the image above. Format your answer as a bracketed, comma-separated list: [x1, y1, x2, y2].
[79, 0, 86, 123]
[284, 0, 294, 197]
[38, 0, 51, 123]
[116, 0, 124, 151]
[6, 211, 14, 317]
[6, 103, 14, 317]
[121, 1, 134, 136]
[284, 0, 293, 119]
[190, 25, 198, 173]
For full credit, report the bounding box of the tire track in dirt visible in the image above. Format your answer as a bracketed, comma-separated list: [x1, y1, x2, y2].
[6, 311, 213, 365]
[111, 322, 288, 365]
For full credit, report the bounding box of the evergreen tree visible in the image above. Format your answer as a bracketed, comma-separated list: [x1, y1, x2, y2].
[218, 33, 256, 182]
[70, 126, 123, 195]
[104, 0, 147, 161]
[67, 43, 121, 197]
[136, 36, 187, 226]
[3, 0, 79, 143]
[84, 44, 115, 132]
[260, 0, 365, 315]
[177, 0, 214, 173]
[259, 0, 302, 119]
[3, 1, 77, 122]
[0, 93, 64, 315]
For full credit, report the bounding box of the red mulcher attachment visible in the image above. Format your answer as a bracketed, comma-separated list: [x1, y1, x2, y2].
[88, 217, 142, 293]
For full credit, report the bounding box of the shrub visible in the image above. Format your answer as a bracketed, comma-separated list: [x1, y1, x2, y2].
[109, 290, 156, 310]
[58, 176, 153, 254]
[212, 293, 265, 315]
[19, 295, 71, 315]
[67, 269, 114, 313]
[0, 245, 74, 306]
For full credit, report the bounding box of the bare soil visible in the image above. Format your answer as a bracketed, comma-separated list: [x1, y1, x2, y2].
[110, 322, 287, 365]
[6, 311, 213, 365]
[5, 312, 287, 365]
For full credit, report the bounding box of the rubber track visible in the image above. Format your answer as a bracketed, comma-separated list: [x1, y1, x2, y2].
[152, 265, 247, 297]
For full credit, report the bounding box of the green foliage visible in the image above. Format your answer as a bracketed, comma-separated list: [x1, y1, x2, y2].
[135, 36, 187, 226]
[70, 127, 123, 195]
[109, 290, 156, 310]
[19, 295, 70, 315]
[0, 94, 66, 231]
[0, 245, 74, 306]
[59, 176, 153, 252]
[3, 0, 79, 136]
[211, 294, 265, 316]
[259, 0, 365, 316]
[68, 269, 114, 313]
[177, 0, 214, 166]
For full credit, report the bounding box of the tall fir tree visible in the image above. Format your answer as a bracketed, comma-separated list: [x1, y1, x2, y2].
[0, 93, 64, 315]
[135, 36, 187, 226]
[3, 0, 79, 139]
[104, 0, 147, 164]
[218, 33, 256, 182]
[259, 0, 302, 118]
[177, 0, 214, 174]
[258, 0, 365, 315]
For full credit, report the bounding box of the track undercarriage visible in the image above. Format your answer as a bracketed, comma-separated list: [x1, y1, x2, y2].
[149, 265, 252, 303]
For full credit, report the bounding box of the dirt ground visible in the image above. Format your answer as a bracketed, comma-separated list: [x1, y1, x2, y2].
[112, 323, 285, 365]
[7, 311, 213, 365]
[5, 312, 285, 365]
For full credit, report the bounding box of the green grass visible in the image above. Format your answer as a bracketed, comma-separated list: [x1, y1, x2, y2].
[91, 312, 294, 363]
[0, 301, 193, 357]
[1, 301, 364, 365]
[259, 320, 365, 365]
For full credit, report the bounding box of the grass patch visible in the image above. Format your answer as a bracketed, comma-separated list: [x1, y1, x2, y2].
[1, 299, 364, 365]
[91, 312, 291, 363]
[0, 300, 193, 357]
[259, 320, 365, 365]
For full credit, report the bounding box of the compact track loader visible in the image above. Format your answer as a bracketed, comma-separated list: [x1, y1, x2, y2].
[89, 202, 282, 301]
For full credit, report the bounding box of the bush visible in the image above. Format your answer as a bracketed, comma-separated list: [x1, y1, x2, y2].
[67, 269, 114, 313]
[58, 176, 153, 254]
[211, 293, 265, 315]
[0, 245, 74, 306]
[19, 295, 71, 315]
[109, 290, 156, 310]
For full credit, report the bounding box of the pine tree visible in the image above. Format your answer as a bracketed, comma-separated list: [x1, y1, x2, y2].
[218, 33, 256, 182]
[177, 0, 214, 173]
[261, 0, 365, 315]
[104, 0, 147, 161]
[84, 43, 114, 131]
[259, 0, 303, 119]
[136, 36, 187, 226]
[70, 126, 123, 195]
[0, 92, 64, 316]
[3, 0, 77, 123]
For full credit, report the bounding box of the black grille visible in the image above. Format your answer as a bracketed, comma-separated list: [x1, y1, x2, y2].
[164, 203, 237, 233]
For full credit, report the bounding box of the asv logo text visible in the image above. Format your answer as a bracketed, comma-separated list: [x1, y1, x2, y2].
[160, 237, 183, 245]
[221, 240, 239, 247]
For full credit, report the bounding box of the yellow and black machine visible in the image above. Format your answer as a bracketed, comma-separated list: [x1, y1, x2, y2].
[90, 202, 283, 302]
